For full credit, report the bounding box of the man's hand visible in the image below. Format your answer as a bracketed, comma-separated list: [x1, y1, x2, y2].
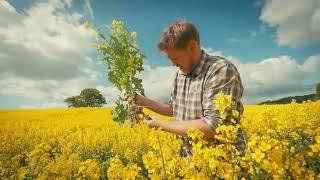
[134, 94, 146, 106]
[143, 115, 163, 129]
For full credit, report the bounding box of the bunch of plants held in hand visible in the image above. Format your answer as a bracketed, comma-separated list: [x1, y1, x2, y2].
[84, 20, 148, 126]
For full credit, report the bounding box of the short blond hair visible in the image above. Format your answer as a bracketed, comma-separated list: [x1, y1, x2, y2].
[157, 20, 200, 51]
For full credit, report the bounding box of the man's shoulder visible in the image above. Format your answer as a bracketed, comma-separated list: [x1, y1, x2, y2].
[204, 53, 237, 72]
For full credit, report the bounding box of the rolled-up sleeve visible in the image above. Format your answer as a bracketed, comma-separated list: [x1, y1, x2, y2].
[202, 62, 243, 131]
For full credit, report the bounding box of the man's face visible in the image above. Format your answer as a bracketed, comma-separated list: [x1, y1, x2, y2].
[163, 41, 197, 74]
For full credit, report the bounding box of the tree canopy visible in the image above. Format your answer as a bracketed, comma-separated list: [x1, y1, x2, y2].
[64, 88, 106, 107]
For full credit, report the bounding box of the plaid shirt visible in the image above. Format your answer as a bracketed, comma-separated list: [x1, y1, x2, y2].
[168, 49, 246, 157]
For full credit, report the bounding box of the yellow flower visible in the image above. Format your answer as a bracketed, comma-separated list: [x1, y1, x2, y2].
[131, 31, 137, 39]
[133, 43, 139, 49]
[44, 144, 51, 151]
[1, 90, 320, 179]
[111, 20, 123, 34]
[212, 92, 234, 119]
[91, 44, 100, 50]
[232, 109, 239, 117]
[83, 21, 91, 29]
[291, 99, 297, 104]
[309, 144, 319, 153]
[290, 146, 295, 153]
[112, 20, 123, 29]
[90, 31, 97, 37]
[259, 141, 272, 152]
[252, 149, 265, 163]
[115, 27, 122, 33]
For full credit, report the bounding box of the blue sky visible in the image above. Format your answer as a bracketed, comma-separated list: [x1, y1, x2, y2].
[1, 0, 319, 109]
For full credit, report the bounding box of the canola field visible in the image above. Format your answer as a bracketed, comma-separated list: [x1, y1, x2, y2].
[0, 101, 319, 179]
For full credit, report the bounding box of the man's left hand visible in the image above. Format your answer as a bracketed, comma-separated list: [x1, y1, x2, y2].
[143, 115, 163, 129]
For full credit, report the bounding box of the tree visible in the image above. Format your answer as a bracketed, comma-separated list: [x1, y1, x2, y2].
[64, 88, 106, 107]
[64, 96, 83, 107]
[80, 88, 107, 107]
[316, 82, 320, 100]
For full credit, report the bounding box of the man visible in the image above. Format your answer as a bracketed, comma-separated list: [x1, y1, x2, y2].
[135, 20, 246, 157]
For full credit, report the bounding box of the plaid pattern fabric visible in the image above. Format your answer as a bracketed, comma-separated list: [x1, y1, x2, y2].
[168, 49, 246, 157]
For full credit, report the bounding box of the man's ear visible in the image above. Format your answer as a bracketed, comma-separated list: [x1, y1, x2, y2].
[187, 40, 197, 52]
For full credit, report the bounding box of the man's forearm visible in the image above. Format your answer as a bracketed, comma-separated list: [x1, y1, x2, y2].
[158, 119, 216, 139]
[142, 98, 173, 117]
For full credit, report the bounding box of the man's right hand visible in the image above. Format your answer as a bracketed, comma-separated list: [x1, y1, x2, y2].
[134, 94, 147, 107]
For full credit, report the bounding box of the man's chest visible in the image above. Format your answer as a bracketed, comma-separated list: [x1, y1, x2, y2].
[173, 74, 206, 121]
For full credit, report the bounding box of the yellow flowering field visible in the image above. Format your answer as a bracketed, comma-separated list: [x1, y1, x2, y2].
[0, 100, 319, 179]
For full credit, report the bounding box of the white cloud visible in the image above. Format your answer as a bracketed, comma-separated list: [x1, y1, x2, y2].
[0, 76, 100, 100]
[250, 31, 257, 37]
[83, 0, 94, 19]
[0, 1, 19, 20]
[0, 0, 176, 109]
[203, 47, 320, 104]
[302, 54, 320, 73]
[96, 85, 119, 107]
[138, 65, 176, 101]
[227, 38, 241, 43]
[0, 0, 101, 102]
[260, 0, 320, 48]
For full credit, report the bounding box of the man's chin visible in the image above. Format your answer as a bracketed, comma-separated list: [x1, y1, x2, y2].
[179, 68, 190, 74]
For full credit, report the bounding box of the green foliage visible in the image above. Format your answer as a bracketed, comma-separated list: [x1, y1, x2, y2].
[64, 96, 83, 107]
[87, 20, 145, 125]
[258, 94, 317, 105]
[64, 88, 106, 107]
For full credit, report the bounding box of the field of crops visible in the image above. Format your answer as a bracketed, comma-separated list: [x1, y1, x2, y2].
[0, 100, 319, 179]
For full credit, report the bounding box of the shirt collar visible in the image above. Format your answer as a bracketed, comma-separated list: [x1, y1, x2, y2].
[179, 49, 206, 78]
